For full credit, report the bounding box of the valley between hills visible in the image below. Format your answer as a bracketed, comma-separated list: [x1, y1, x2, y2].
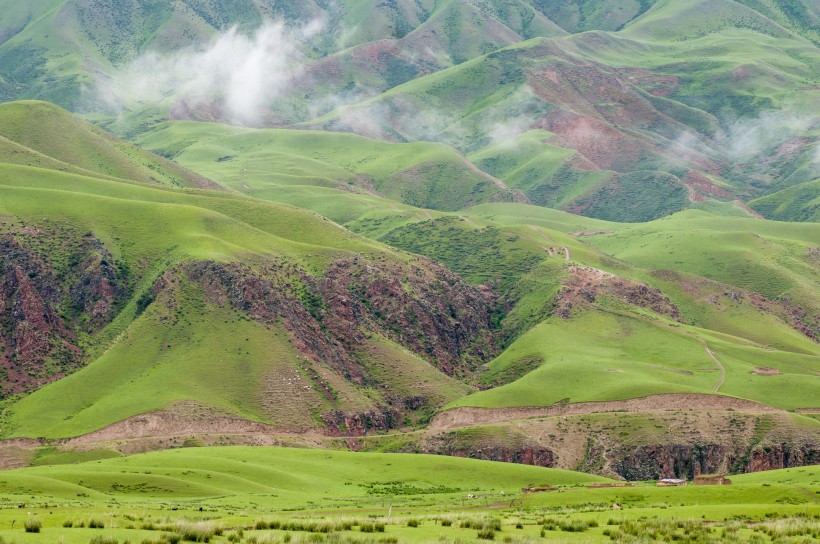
[0, 1, 817, 542]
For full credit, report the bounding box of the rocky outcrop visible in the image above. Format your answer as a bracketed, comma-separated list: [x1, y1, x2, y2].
[422, 407, 819, 480]
[745, 443, 819, 472]
[322, 407, 401, 436]
[0, 237, 78, 394]
[67, 236, 128, 330]
[186, 257, 498, 380]
[554, 266, 681, 321]
[179, 256, 499, 431]
[612, 442, 819, 480]
[441, 445, 555, 467]
[0, 228, 128, 395]
[320, 258, 499, 375]
[612, 444, 733, 480]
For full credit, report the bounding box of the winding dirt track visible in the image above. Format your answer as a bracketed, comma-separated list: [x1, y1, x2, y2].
[703, 343, 726, 392]
[428, 393, 783, 432]
[528, 225, 570, 260]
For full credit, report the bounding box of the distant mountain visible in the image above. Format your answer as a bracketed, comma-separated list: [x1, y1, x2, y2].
[0, 0, 816, 222]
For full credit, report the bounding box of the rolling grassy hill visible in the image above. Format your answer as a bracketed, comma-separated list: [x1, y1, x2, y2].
[0, 101, 217, 188]
[449, 308, 819, 410]
[0, 0, 817, 485]
[134, 121, 521, 210]
[0, 446, 606, 507]
[0, 448, 813, 544]
[120, 114, 820, 419]
[0, 101, 497, 440]
[2, 0, 816, 223]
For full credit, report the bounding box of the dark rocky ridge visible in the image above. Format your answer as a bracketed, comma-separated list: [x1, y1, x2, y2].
[0, 227, 129, 395]
[169, 256, 500, 431]
[611, 442, 819, 480]
[185, 256, 498, 379]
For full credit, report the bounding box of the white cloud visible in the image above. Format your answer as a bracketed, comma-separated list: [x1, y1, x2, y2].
[725, 110, 818, 160]
[100, 20, 323, 126]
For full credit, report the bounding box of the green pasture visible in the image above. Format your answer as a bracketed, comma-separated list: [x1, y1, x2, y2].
[449, 308, 819, 410]
[0, 450, 813, 543]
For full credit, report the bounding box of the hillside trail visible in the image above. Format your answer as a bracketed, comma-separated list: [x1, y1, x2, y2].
[599, 299, 726, 393]
[703, 342, 726, 392]
[527, 225, 570, 260]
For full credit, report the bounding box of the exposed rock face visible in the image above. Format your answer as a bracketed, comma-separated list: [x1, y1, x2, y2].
[612, 442, 819, 480]
[554, 266, 681, 321]
[1, 238, 67, 354]
[745, 443, 819, 472]
[0, 237, 77, 394]
[612, 444, 733, 480]
[320, 258, 498, 375]
[415, 437, 820, 480]
[67, 237, 127, 330]
[422, 407, 819, 479]
[322, 407, 401, 436]
[180, 256, 499, 431]
[441, 445, 555, 467]
[0, 228, 128, 395]
[186, 257, 498, 380]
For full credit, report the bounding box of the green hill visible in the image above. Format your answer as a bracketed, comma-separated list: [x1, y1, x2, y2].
[134, 121, 522, 211]
[3, 1, 816, 223]
[0, 101, 217, 188]
[0, 0, 817, 485]
[750, 180, 820, 221]
[0, 446, 605, 507]
[0, 101, 497, 438]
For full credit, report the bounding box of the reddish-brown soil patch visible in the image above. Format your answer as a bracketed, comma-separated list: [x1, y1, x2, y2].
[571, 230, 612, 237]
[753, 367, 782, 376]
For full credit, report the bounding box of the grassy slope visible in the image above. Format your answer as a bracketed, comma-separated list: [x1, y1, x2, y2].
[6, 276, 472, 438]
[69, 125, 814, 416]
[135, 121, 515, 211]
[0, 100, 483, 437]
[0, 161, 391, 436]
[0, 164, 379, 265]
[435, 203, 820, 409]
[0, 160, 482, 437]
[0, 101, 216, 188]
[17, 135, 805, 420]
[585, 210, 819, 304]
[4, 281, 307, 437]
[467, 130, 613, 208]
[0, 446, 605, 507]
[467, 205, 820, 313]
[0, 449, 813, 544]
[449, 308, 819, 410]
[302, 1, 818, 217]
[750, 180, 820, 222]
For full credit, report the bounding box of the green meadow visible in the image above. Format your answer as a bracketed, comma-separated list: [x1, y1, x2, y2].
[449, 308, 820, 410]
[0, 448, 814, 543]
